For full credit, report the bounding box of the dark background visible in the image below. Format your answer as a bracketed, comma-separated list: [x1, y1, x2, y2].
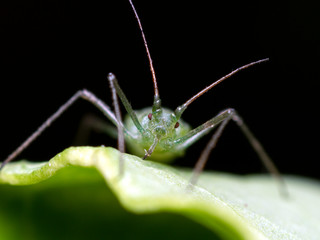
[1, 1, 319, 180]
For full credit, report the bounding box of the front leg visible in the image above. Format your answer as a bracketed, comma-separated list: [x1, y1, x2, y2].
[174, 109, 234, 149]
[174, 108, 286, 195]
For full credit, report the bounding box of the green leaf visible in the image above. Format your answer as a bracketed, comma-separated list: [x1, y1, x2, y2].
[0, 147, 319, 240]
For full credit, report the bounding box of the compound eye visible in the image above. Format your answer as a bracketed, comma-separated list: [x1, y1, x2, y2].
[148, 113, 152, 120]
[174, 122, 180, 128]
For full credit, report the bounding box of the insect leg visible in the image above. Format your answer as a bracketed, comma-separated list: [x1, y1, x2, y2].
[107, 73, 147, 136]
[231, 112, 288, 196]
[174, 109, 233, 149]
[188, 114, 232, 186]
[108, 73, 126, 176]
[0, 89, 128, 170]
[175, 109, 286, 195]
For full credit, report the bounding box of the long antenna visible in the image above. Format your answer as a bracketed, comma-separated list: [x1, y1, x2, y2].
[128, 0, 159, 98]
[175, 58, 269, 119]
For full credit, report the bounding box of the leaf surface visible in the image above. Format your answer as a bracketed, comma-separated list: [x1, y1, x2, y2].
[1, 147, 319, 240]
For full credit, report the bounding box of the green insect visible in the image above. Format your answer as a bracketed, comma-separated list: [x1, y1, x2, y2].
[0, 0, 284, 189]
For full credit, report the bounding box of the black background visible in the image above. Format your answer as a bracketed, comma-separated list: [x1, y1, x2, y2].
[1, 1, 319, 180]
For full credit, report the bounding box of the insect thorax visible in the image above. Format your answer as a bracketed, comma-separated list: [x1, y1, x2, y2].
[124, 107, 191, 162]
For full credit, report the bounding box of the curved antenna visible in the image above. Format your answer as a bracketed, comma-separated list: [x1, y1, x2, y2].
[175, 58, 269, 119]
[128, 0, 159, 98]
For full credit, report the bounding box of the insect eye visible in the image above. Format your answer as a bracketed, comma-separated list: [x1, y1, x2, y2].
[174, 122, 180, 128]
[148, 113, 152, 120]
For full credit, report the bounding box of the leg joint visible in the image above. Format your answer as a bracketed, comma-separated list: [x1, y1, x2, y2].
[79, 89, 93, 100]
[226, 108, 236, 116]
